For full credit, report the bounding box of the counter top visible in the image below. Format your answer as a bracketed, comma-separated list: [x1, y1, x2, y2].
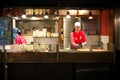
[59, 48, 111, 52]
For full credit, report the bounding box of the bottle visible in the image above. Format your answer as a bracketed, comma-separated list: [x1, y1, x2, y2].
[45, 47, 49, 52]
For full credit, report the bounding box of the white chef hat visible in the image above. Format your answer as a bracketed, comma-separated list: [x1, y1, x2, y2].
[74, 22, 81, 26]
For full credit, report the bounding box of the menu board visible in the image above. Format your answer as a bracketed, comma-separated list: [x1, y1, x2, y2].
[81, 17, 99, 35]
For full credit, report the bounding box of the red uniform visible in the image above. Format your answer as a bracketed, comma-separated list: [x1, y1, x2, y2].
[15, 35, 27, 44]
[70, 30, 86, 48]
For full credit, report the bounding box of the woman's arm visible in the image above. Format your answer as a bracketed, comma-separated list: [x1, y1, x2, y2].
[81, 31, 87, 45]
[70, 32, 77, 48]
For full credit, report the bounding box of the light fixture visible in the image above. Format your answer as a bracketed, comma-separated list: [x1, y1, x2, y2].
[76, 10, 79, 18]
[22, 10, 26, 19]
[66, 10, 71, 19]
[55, 9, 59, 19]
[31, 9, 39, 20]
[7, 8, 12, 17]
[13, 15, 18, 19]
[44, 11, 49, 19]
[88, 10, 93, 19]
[13, 8, 18, 19]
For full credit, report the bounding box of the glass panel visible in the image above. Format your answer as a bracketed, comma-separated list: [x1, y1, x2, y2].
[59, 43, 114, 52]
[33, 44, 57, 52]
[0, 43, 114, 53]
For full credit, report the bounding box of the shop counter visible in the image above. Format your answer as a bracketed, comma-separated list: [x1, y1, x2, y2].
[0, 42, 115, 63]
[0, 51, 115, 63]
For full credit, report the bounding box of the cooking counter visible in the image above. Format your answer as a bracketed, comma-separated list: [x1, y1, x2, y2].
[0, 42, 115, 63]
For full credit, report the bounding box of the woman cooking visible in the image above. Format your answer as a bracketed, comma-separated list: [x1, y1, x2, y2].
[70, 22, 87, 49]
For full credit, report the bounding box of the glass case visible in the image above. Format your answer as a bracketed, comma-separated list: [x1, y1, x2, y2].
[0, 42, 114, 53]
[59, 42, 114, 52]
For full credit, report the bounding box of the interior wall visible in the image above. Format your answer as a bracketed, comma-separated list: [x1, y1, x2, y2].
[100, 10, 109, 35]
[100, 10, 110, 48]
[16, 20, 57, 34]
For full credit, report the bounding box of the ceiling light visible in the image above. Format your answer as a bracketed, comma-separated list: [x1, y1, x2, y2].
[13, 15, 18, 19]
[44, 12, 49, 19]
[66, 11, 71, 19]
[55, 9, 59, 19]
[22, 10, 26, 19]
[88, 10, 93, 19]
[22, 14, 26, 19]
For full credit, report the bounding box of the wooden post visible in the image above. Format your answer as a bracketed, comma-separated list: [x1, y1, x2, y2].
[56, 44, 59, 63]
[4, 50, 8, 80]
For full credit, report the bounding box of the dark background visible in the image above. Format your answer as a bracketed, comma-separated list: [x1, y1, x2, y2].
[0, 63, 115, 80]
[0, 0, 120, 8]
[0, 0, 118, 80]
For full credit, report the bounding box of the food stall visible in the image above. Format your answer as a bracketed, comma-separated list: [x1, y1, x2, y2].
[0, 8, 115, 63]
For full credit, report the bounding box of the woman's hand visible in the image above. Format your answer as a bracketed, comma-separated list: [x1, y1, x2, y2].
[82, 42, 87, 46]
[77, 44, 82, 48]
